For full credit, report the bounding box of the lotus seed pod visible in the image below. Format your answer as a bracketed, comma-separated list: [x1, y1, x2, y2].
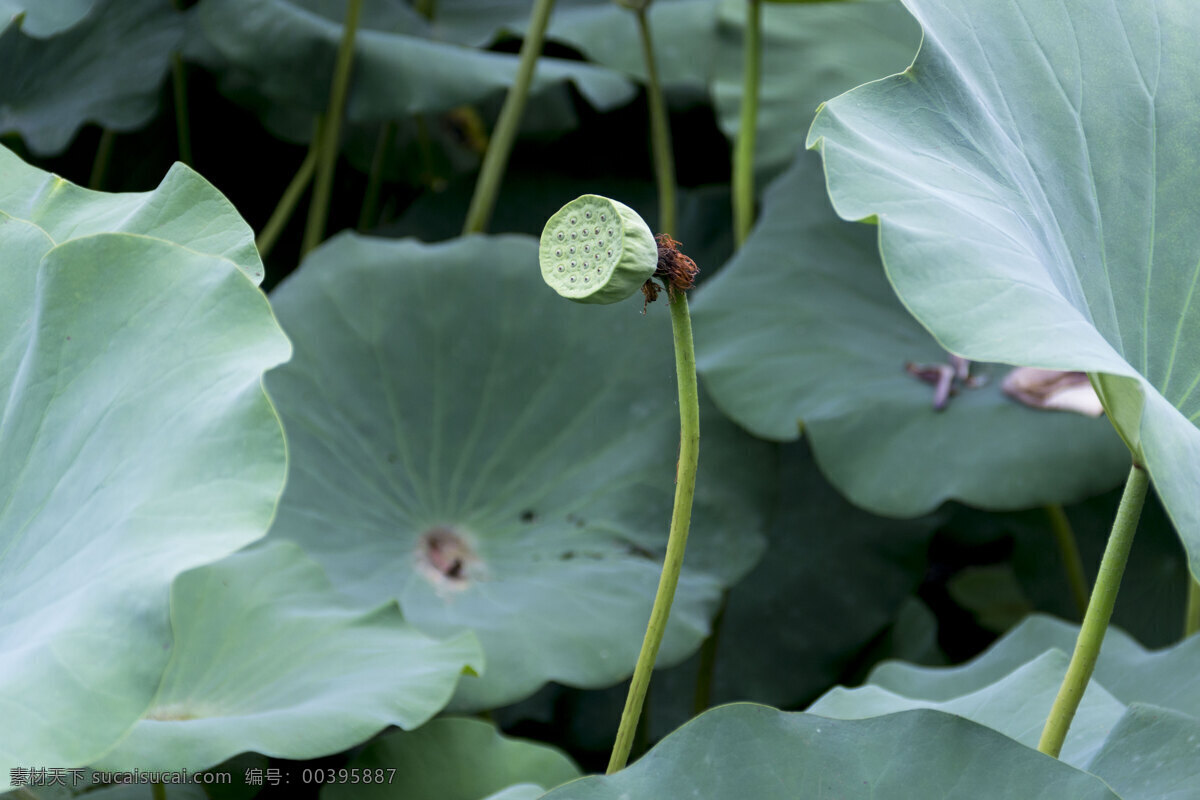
[539, 194, 658, 304]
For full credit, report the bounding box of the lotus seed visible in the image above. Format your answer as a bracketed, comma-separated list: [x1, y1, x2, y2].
[570, 216, 577, 224]
[585, 211, 592, 218]
[600, 214, 606, 221]
[583, 261, 589, 268]
[570, 246, 575, 254]
[608, 229, 614, 237]
[558, 265, 564, 272]
[607, 249, 613, 256]
[584, 245, 590, 252]
[570, 276, 576, 282]
[571, 232, 577, 239]
[556, 248, 562, 257]
[584, 276, 590, 282]
[557, 232, 564, 240]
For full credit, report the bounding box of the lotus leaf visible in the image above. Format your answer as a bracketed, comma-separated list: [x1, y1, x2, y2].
[538, 703, 1120, 799]
[811, 614, 1200, 799]
[190, 0, 635, 126]
[0, 146, 288, 781]
[0, 0, 183, 156]
[324, 717, 579, 800]
[264, 232, 772, 710]
[94, 542, 483, 772]
[692, 149, 1128, 514]
[0, 0, 98, 37]
[807, 0, 1200, 577]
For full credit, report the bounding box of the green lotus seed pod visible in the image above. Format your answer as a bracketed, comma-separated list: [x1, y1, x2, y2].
[539, 194, 658, 304]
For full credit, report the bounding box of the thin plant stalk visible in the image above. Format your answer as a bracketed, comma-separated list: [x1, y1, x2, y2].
[462, 0, 557, 235]
[414, 0, 436, 20]
[302, 0, 364, 256]
[170, 51, 192, 165]
[1038, 464, 1149, 758]
[88, 129, 115, 190]
[358, 121, 396, 231]
[1186, 575, 1200, 638]
[692, 595, 727, 714]
[151, 784, 166, 800]
[732, 0, 761, 247]
[257, 131, 321, 258]
[608, 290, 700, 774]
[1045, 503, 1089, 618]
[635, 6, 676, 237]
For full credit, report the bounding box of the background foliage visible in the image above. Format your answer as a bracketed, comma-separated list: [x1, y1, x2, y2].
[1, 0, 1196, 797]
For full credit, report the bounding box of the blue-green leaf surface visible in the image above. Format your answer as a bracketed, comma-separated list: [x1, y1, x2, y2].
[539, 704, 1120, 799]
[0, 0, 98, 37]
[93, 542, 483, 772]
[265, 232, 772, 710]
[190, 0, 635, 124]
[324, 717, 579, 800]
[807, 0, 1200, 577]
[813, 614, 1200, 799]
[693, 149, 1127, 514]
[0, 146, 289, 782]
[0, 0, 183, 155]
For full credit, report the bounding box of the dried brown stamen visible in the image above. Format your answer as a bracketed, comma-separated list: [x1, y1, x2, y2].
[641, 234, 699, 310]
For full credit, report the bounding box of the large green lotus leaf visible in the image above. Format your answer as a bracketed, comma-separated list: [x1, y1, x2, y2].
[0, 145, 264, 283]
[812, 620, 1200, 798]
[870, 614, 1200, 719]
[480, 789, 545, 800]
[190, 0, 635, 124]
[418, 0, 718, 94]
[0, 148, 289, 779]
[710, 0, 920, 182]
[492, 441, 937, 752]
[809, 650, 1126, 766]
[1085, 704, 1200, 800]
[324, 717, 579, 800]
[539, 704, 1120, 799]
[93, 542, 483, 771]
[265, 233, 773, 711]
[692, 149, 1128, 514]
[807, 0, 1200, 578]
[0, 0, 97, 37]
[0, 0, 183, 156]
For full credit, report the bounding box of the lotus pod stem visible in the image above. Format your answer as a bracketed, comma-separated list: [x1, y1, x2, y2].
[1038, 463, 1148, 758]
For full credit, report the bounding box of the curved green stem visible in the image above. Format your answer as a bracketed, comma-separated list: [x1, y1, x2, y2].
[1038, 464, 1149, 758]
[257, 132, 320, 258]
[1045, 503, 1089, 618]
[732, 0, 761, 247]
[302, 0, 363, 256]
[359, 120, 395, 231]
[608, 291, 699, 774]
[88, 128, 115, 190]
[151, 783, 166, 800]
[1186, 574, 1200, 638]
[462, 0, 557, 235]
[170, 51, 192, 165]
[635, 7, 677, 237]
